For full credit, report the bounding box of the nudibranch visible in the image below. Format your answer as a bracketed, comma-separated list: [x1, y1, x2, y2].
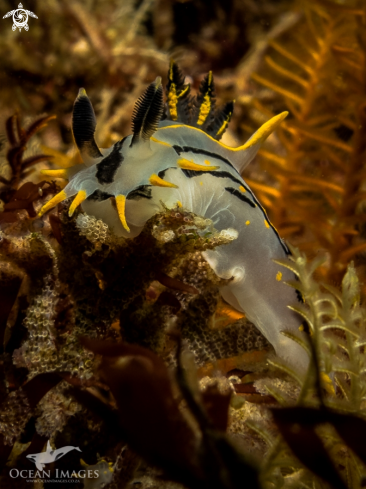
[38, 62, 308, 370]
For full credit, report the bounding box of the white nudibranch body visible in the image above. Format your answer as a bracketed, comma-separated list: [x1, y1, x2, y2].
[39, 63, 309, 371]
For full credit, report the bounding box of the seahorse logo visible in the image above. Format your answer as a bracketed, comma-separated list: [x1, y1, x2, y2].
[2, 3, 38, 31]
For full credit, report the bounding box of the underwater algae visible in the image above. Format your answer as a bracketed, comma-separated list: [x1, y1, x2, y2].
[1, 0, 366, 488]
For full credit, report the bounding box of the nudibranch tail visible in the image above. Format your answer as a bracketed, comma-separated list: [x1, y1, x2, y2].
[131, 77, 164, 146]
[72, 88, 102, 163]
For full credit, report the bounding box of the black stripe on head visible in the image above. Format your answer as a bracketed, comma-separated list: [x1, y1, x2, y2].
[173, 145, 240, 175]
[131, 78, 164, 146]
[72, 89, 102, 159]
[127, 185, 152, 200]
[96, 139, 125, 185]
[225, 187, 256, 208]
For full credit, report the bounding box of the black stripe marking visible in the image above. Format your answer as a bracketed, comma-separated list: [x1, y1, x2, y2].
[225, 187, 256, 208]
[243, 188, 290, 255]
[181, 169, 245, 187]
[87, 190, 113, 201]
[127, 185, 152, 200]
[172, 145, 240, 175]
[96, 138, 125, 185]
[158, 168, 177, 179]
[173, 143, 290, 256]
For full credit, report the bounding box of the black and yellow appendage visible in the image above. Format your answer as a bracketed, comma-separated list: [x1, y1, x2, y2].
[166, 60, 191, 122]
[196, 71, 214, 127]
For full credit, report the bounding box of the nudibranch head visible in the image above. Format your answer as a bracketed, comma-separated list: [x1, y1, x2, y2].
[38, 61, 287, 238]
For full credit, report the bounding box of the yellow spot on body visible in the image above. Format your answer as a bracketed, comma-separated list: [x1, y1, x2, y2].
[115, 195, 130, 233]
[204, 159, 211, 165]
[299, 324, 304, 331]
[264, 220, 270, 229]
[199, 181, 203, 186]
[40, 169, 69, 179]
[245, 220, 250, 225]
[177, 201, 182, 208]
[239, 186, 246, 193]
[38, 190, 67, 217]
[276, 271, 282, 281]
[69, 190, 87, 217]
[177, 158, 219, 172]
[78, 88, 87, 97]
[149, 173, 178, 188]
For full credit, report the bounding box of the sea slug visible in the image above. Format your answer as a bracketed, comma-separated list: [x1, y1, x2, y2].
[39, 62, 308, 371]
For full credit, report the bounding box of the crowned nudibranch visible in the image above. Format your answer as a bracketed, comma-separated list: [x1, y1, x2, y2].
[38, 62, 309, 371]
